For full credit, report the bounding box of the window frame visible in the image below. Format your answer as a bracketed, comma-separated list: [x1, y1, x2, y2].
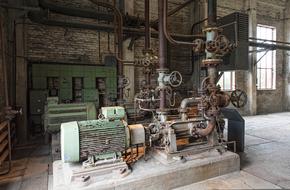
[256, 24, 276, 90]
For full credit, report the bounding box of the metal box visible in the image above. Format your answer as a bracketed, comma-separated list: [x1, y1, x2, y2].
[221, 108, 245, 152]
[218, 12, 249, 71]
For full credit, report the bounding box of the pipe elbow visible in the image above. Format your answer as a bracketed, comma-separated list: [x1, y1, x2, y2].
[196, 119, 215, 137]
[180, 97, 199, 111]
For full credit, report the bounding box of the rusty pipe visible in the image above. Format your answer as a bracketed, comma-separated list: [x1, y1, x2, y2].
[196, 119, 215, 136]
[144, 0, 152, 86]
[152, 0, 194, 27]
[208, 0, 217, 26]
[180, 97, 200, 120]
[145, 0, 150, 50]
[0, 19, 9, 108]
[163, 0, 197, 46]
[158, 0, 167, 111]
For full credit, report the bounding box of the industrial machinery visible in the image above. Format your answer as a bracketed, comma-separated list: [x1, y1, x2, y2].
[61, 107, 145, 163]
[58, 0, 247, 187]
[29, 63, 117, 134]
[44, 97, 97, 133]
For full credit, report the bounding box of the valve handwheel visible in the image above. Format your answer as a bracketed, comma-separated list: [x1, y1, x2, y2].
[215, 35, 229, 54]
[122, 77, 130, 87]
[169, 71, 182, 87]
[230, 89, 247, 108]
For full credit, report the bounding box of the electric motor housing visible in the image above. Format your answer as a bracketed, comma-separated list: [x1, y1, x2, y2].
[61, 119, 130, 163]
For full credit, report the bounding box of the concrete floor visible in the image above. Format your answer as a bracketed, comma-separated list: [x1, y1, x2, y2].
[1, 112, 290, 190]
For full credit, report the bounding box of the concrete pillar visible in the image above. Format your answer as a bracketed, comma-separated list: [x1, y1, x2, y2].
[123, 0, 135, 103]
[284, 1, 290, 111]
[15, 19, 28, 144]
[246, 0, 257, 115]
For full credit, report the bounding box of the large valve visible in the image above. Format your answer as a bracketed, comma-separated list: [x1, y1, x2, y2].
[168, 71, 182, 87]
[230, 89, 247, 108]
[157, 69, 183, 89]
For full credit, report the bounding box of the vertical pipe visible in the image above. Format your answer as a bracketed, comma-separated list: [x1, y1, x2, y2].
[207, 0, 217, 26]
[0, 19, 9, 107]
[144, 0, 150, 50]
[144, 0, 151, 86]
[206, 0, 218, 86]
[89, 1, 124, 103]
[117, 9, 124, 102]
[158, 0, 167, 111]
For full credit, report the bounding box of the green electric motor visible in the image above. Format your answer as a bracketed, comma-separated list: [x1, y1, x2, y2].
[61, 107, 131, 163]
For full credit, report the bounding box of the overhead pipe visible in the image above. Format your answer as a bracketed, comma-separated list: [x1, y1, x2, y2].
[39, 0, 115, 21]
[39, 0, 151, 29]
[27, 10, 200, 41]
[163, 0, 198, 46]
[151, 0, 195, 28]
[249, 41, 290, 51]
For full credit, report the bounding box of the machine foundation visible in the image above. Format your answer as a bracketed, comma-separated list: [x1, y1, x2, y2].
[52, 150, 239, 190]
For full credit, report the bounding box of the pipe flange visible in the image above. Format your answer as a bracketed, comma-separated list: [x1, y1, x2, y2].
[202, 59, 223, 67]
[156, 68, 169, 73]
[202, 27, 222, 33]
[207, 84, 220, 93]
[156, 109, 170, 114]
[205, 106, 220, 117]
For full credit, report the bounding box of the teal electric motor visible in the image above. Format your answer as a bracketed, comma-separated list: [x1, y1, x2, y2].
[61, 107, 132, 163]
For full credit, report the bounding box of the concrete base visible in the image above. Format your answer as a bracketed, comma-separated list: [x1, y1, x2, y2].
[52, 150, 240, 190]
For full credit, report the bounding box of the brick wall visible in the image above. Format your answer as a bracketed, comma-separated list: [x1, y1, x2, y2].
[24, 0, 289, 114]
[26, 0, 192, 93]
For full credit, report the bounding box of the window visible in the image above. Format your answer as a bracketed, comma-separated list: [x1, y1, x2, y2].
[257, 24, 276, 90]
[217, 71, 236, 91]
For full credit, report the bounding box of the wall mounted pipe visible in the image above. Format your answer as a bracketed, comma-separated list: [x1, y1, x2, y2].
[0, 19, 9, 108]
[249, 41, 290, 51]
[89, 0, 124, 102]
[39, 0, 149, 29]
[162, 0, 198, 46]
[144, 0, 152, 86]
[144, 0, 150, 51]
[39, 0, 115, 21]
[27, 10, 200, 41]
[151, 0, 195, 29]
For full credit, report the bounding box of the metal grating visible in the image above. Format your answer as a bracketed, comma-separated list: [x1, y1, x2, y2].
[218, 12, 249, 71]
